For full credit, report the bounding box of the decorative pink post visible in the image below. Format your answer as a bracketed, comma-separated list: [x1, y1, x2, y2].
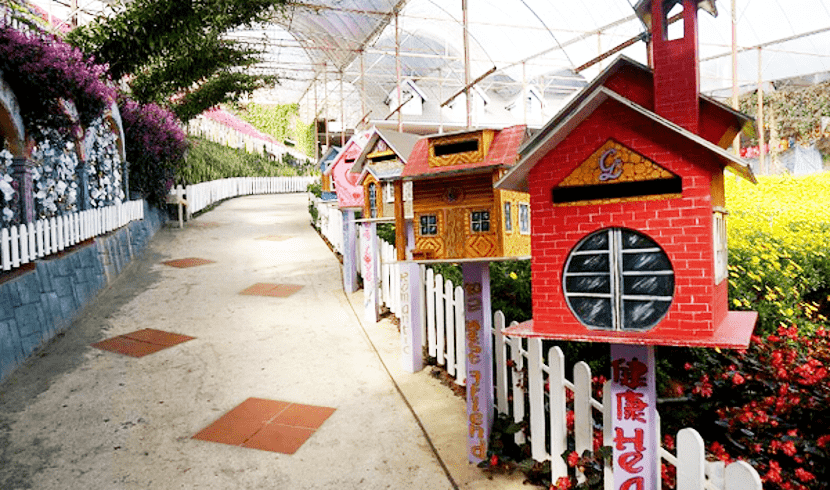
[342, 210, 358, 293]
[610, 344, 658, 490]
[399, 262, 423, 373]
[361, 221, 379, 324]
[462, 261, 493, 464]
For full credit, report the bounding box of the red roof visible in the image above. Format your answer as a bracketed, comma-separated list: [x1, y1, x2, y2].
[402, 125, 526, 178]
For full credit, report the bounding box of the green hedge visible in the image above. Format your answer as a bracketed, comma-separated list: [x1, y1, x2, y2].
[178, 136, 314, 184]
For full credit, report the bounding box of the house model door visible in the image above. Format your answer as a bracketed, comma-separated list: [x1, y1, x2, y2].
[445, 208, 466, 258]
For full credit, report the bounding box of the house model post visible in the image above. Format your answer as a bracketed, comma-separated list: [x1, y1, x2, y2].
[399, 125, 531, 464]
[495, 1, 758, 487]
[326, 131, 371, 295]
[350, 127, 422, 371]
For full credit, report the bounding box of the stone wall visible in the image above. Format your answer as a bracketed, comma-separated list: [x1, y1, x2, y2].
[0, 203, 164, 381]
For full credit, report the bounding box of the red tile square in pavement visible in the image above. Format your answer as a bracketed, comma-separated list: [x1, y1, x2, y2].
[122, 328, 195, 347]
[272, 403, 336, 429]
[192, 399, 335, 454]
[239, 283, 303, 297]
[239, 283, 278, 296]
[263, 284, 303, 298]
[193, 398, 290, 446]
[241, 423, 316, 454]
[91, 336, 168, 358]
[162, 258, 216, 268]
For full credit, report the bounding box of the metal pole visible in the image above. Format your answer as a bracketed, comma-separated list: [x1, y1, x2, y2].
[324, 63, 330, 150]
[731, 0, 740, 155]
[757, 47, 765, 175]
[360, 50, 367, 129]
[395, 10, 403, 133]
[314, 79, 319, 161]
[340, 70, 345, 147]
[462, 0, 472, 129]
[522, 62, 527, 125]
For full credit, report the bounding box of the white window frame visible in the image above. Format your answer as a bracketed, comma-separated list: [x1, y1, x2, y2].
[504, 202, 513, 232]
[713, 208, 728, 284]
[518, 203, 530, 234]
[384, 182, 395, 203]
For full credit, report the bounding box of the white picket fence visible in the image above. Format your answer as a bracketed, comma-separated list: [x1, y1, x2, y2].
[1, 200, 145, 271]
[312, 198, 344, 254]
[176, 176, 318, 216]
[368, 237, 762, 490]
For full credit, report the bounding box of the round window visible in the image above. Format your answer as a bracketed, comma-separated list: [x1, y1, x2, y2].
[562, 228, 674, 331]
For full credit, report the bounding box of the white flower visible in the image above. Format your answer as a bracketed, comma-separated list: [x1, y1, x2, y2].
[3, 207, 12, 221]
[0, 176, 14, 201]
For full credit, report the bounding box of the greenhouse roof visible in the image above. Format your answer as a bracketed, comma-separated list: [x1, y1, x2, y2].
[27, 0, 830, 133]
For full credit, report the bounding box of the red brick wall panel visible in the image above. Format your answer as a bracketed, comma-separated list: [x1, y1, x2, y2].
[526, 98, 727, 345]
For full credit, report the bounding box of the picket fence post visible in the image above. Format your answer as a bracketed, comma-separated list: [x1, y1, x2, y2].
[528, 338, 546, 462]
[1, 227, 9, 270]
[426, 269, 437, 358]
[510, 334, 526, 445]
[454, 284, 466, 385]
[549, 346, 568, 479]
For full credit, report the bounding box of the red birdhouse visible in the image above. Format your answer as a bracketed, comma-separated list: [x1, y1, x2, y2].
[497, 0, 757, 348]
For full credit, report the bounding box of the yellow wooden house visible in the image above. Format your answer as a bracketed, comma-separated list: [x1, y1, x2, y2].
[398, 125, 530, 260]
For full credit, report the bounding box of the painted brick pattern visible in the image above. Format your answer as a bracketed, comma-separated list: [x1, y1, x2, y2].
[527, 101, 727, 343]
[0, 203, 163, 382]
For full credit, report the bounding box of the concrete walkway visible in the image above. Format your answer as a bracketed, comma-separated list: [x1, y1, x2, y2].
[0, 194, 526, 490]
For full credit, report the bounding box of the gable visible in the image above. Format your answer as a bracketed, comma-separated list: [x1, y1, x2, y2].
[553, 139, 681, 205]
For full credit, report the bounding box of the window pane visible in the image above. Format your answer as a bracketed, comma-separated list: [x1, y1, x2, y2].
[565, 275, 611, 294]
[623, 275, 674, 296]
[568, 297, 613, 329]
[567, 253, 610, 273]
[481, 221, 490, 232]
[621, 230, 655, 249]
[579, 231, 609, 251]
[472, 222, 481, 232]
[622, 252, 672, 272]
[622, 300, 672, 331]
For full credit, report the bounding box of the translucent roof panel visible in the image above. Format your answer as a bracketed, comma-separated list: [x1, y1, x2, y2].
[24, 0, 830, 132]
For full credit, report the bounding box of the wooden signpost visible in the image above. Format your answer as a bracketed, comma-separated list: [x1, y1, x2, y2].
[462, 262, 492, 463]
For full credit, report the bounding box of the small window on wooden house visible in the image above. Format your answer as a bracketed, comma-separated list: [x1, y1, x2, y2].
[368, 183, 378, 218]
[384, 183, 395, 203]
[504, 202, 513, 232]
[420, 215, 438, 236]
[371, 153, 397, 163]
[713, 209, 728, 284]
[471, 210, 490, 233]
[434, 139, 479, 157]
[519, 204, 530, 234]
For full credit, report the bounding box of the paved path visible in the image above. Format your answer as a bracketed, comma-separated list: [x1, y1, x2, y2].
[0, 193, 529, 490]
[0, 194, 458, 489]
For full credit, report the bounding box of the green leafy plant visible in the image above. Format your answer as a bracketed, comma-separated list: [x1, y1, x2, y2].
[180, 136, 310, 184]
[66, 0, 287, 121]
[232, 103, 316, 157]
